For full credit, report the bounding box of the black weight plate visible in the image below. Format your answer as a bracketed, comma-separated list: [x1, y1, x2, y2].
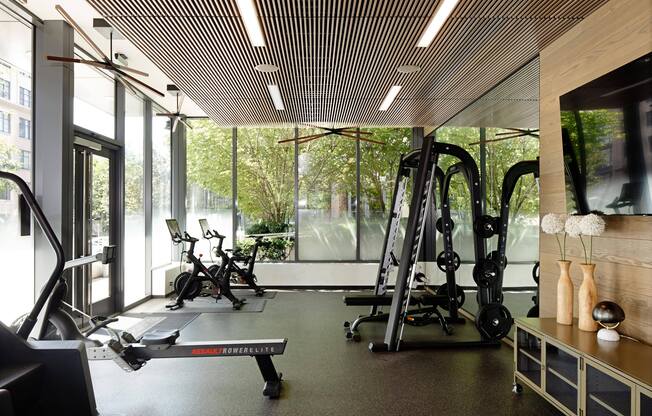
[475, 303, 512, 340]
[474, 215, 498, 238]
[436, 251, 461, 272]
[472, 259, 499, 288]
[436, 218, 454, 234]
[436, 283, 466, 310]
[174, 272, 202, 299]
[532, 261, 540, 285]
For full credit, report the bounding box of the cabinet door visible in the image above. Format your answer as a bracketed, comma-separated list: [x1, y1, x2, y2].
[638, 386, 652, 416]
[545, 341, 579, 414]
[516, 327, 543, 388]
[584, 360, 635, 416]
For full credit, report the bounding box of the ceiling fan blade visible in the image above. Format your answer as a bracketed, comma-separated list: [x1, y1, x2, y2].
[156, 113, 177, 117]
[55, 5, 110, 62]
[113, 67, 165, 97]
[111, 63, 149, 77]
[179, 117, 193, 130]
[337, 131, 386, 145]
[356, 130, 374, 135]
[277, 132, 326, 144]
[115, 74, 140, 97]
[172, 117, 179, 132]
[338, 129, 373, 136]
[46, 55, 111, 70]
[358, 137, 386, 145]
[297, 135, 327, 145]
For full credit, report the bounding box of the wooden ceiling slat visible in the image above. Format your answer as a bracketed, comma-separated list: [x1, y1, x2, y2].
[88, 0, 608, 126]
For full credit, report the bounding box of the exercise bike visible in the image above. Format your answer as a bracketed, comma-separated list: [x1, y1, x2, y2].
[166, 219, 244, 310]
[199, 219, 265, 297]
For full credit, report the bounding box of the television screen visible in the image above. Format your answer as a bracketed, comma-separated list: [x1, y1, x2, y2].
[560, 52, 652, 215]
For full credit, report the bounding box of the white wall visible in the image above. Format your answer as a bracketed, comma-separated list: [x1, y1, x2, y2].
[151, 261, 537, 296]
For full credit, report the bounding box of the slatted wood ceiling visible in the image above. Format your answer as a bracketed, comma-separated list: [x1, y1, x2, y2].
[87, 0, 607, 127]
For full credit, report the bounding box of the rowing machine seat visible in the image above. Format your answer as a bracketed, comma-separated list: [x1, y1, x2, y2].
[140, 330, 180, 347]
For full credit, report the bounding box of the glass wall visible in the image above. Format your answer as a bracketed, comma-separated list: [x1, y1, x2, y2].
[182, 125, 415, 262]
[237, 127, 294, 260]
[151, 114, 171, 267]
[185, 119, 233, 256]
[359, 128, 412, 260]
[73, 49, 115, 139]
[123, 92, 146, 306]
[0, 7, 33, 324]
[297, 130, 357, 260]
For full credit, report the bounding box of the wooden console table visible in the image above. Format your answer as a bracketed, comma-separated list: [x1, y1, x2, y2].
[513, 318, 652, 416]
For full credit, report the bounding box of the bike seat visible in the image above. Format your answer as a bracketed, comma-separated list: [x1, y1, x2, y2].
[140, 329, 180, 346]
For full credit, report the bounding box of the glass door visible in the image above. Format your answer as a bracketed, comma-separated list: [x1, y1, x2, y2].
[73, 142, 116, 317]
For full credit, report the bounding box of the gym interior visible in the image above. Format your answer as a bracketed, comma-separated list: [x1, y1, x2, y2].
[1, 0, 651, 415]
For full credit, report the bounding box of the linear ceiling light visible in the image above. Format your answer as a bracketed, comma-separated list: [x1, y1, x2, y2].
[379, 85, 402, 111]
[267, 84, 285, 110]
[417, 0, 460, 48]
[236, 0, 266, 47]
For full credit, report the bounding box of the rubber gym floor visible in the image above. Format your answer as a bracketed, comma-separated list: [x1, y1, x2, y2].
[90, 291, 560, 416]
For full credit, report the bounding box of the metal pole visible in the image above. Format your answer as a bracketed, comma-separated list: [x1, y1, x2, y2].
[232, 127, 238, 249]
[355, 128, 361, 261]
[294, 127, 299, 261]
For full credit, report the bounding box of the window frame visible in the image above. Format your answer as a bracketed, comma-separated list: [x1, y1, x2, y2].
[0, 78, 10, 100]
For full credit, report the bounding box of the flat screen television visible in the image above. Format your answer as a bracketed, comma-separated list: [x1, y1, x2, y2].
[560, 52, 652, 215]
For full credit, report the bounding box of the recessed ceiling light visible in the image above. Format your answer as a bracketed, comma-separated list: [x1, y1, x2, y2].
[236, 0, 266, 47]
[267, 84, 285, 111]
[417, 0, 460, 48]
[379, 85, 402, 111]
[255, 64, 279, 73]
[397, 65, 421, 74]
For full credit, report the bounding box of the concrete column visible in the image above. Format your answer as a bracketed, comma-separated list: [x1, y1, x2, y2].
[33, 20, 74, 295]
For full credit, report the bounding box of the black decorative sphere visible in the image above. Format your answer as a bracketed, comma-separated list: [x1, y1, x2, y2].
[592, 301, 625, 324]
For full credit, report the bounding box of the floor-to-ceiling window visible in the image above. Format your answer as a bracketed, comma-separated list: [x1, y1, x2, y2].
[237, 127, 294, 260]
[185, 119, 233, 256]
[359, 128, 412, 260]
[73, 48, 115, 139]
[151, 113, 172, 266]
[123, 92, 146, 306]
[0, 6, 33, 324]
[297, 129, 357, 260]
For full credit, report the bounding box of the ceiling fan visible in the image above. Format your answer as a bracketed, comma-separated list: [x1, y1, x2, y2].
[45, 5, 164, 98]
[469, 128, 539, 146]
[277, 124, 385, 145]
[156, 85, 193, 132]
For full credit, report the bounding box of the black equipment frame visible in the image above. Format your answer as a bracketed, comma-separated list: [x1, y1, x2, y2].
[166, 219, 243, 310]
[199, 218, 265, 297]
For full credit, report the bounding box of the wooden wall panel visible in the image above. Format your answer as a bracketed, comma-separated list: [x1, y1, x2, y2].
[539, 0, 652, 344]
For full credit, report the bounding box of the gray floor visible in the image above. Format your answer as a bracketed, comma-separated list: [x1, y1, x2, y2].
[90, 291, 559, 416]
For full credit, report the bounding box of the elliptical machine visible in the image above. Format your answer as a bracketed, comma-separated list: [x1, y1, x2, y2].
[166, 219, 244, 310]
[199, 219, 265, 297]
